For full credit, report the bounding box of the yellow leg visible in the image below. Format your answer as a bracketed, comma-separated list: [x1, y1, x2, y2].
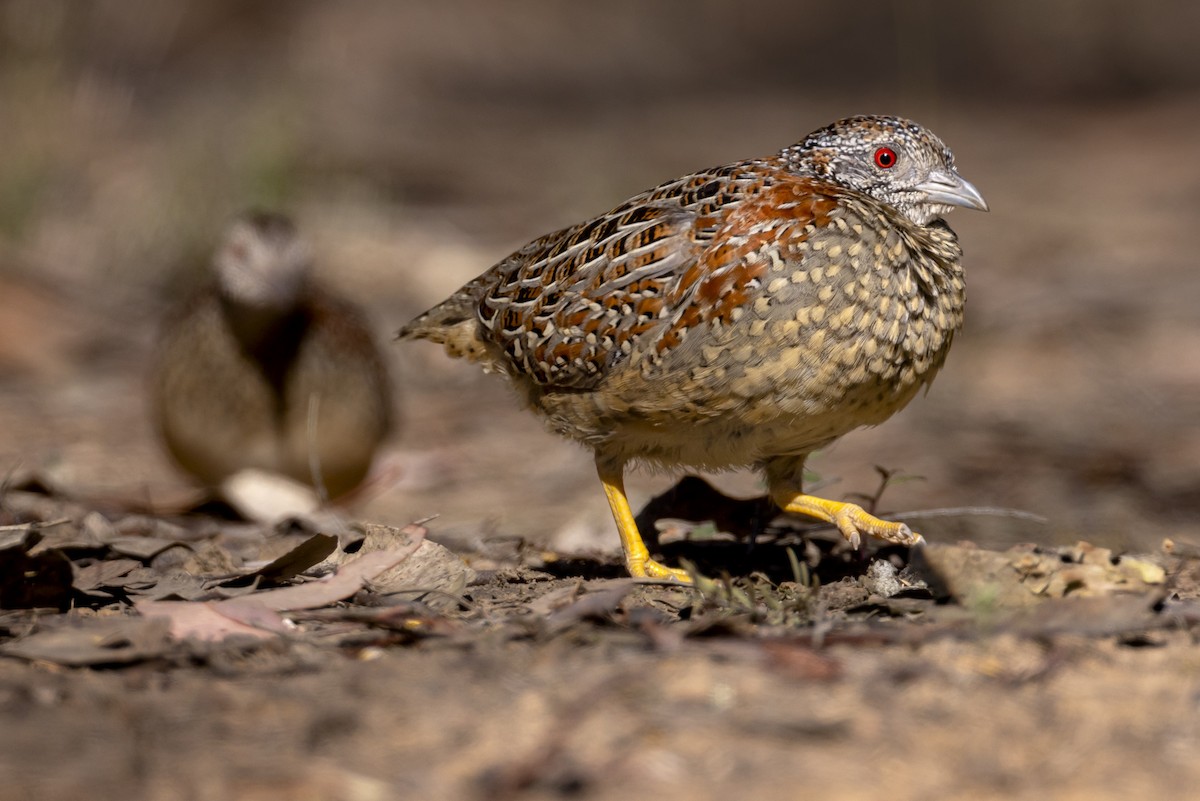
[771, 491, 923, 549]
[597, 459, 692, 583]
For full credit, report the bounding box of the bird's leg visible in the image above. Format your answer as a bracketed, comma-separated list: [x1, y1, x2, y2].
[596, 458, 693, 583]
[770, 490, 923, 549]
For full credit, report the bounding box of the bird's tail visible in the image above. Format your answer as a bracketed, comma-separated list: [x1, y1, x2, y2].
[396, 289, 492, 363]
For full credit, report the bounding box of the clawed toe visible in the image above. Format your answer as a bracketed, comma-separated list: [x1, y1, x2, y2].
[837, 510, 921, 547]
[778, 493, 923, 549]
[630, 557, 694, 584]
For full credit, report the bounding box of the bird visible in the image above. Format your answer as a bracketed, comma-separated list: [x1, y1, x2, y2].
[399, 115, 987, 581]
[151, 211, 394, 505]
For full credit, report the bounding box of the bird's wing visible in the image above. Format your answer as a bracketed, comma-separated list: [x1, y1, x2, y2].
[474, 162, 784, 389]
[652, 175, 850, 357]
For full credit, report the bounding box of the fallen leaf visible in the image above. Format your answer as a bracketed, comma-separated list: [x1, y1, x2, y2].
[71, 558, 142, 593]
[0, 530, 73, 610]
[130, 571, 209, 601]
[323, 523, 471, 597]
[210, 597, 294, 633]
[0, 526, 39, 551]
[216, 532, 339, 587]
[0, 616, 172, 665]
[252, 529, 426, 611]
[135, 599, 278, 642]
[107, 536, 188, 561]
[132, 527, 426, 642]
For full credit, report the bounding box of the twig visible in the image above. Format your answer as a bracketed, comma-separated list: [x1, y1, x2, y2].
[631, 577, 700, 589]
[890, 506, 1048, 524]
[306, 392, 329, 506]
[843, 466, 926, 514]
[0, 517, 72, 532]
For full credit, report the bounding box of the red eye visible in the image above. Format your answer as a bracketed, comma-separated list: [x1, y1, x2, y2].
[874, 147, 897, 169]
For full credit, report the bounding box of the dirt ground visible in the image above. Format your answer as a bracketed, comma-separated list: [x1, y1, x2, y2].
[2, 3, 1200, 800]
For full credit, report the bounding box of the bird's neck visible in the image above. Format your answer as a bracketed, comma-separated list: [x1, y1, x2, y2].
[219, 291, 308, 356]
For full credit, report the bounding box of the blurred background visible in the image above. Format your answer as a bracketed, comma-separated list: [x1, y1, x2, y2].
[1, 0, 1198, 552]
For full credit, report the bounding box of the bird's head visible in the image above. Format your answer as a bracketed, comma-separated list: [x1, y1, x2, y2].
[213, 210, 312, 311]
[784, 115, 988, 226]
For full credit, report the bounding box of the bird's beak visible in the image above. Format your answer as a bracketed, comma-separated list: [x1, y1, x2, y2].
[916, 170, 989, 212]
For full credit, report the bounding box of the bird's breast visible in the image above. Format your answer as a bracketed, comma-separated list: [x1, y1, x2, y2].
[648, 211, 965, 417]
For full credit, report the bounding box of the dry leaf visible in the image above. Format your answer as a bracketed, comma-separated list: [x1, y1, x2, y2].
[1, 617, 172, 665]
[133, 527, 426, 642]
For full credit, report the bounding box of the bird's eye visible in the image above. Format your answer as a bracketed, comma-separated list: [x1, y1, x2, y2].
[874, 147, 897, 169]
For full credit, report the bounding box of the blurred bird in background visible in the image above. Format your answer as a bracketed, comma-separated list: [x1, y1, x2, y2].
[151, 211, 394, 520]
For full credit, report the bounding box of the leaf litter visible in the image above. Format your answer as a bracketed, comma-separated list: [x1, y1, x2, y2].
[0, 478, 1197, 673]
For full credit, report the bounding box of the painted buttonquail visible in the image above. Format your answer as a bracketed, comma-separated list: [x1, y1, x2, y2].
[399, 115, 987, 581]
[152, 211, 394, 502]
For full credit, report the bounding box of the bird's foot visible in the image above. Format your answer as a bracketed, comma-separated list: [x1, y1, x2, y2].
[627, 555, 693, 583]
[831, 504, 922, 549]
[774, 493, 923, 549]
[598, 460, 694, 583]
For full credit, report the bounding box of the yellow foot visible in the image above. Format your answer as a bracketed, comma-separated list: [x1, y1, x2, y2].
[597, 458, 693, 583]
[627, 555, 693, 583]
[773, 492, 923, 549]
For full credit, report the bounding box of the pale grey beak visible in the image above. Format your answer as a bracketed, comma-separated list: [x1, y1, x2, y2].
[916, 170, 989, 212]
